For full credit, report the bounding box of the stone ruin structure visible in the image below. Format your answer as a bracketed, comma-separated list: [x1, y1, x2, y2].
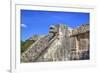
[70, 24, 89, 60]
[21, 24, 89, 62]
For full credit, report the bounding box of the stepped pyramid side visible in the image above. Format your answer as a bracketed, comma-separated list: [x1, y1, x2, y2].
[21, 24, 89, 62]
[35, 24, 71, 62]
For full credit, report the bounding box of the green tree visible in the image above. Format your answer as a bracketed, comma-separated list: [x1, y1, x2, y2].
[21, 40, 35, 53]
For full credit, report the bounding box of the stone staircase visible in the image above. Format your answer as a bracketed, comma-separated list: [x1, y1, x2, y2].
[21, 24, 70, 62]
[21, 33, 57, 62]
[35, 25, 70, 62]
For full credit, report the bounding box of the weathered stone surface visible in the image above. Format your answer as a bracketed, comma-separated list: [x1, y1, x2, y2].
[21, 34, 55, 62]
[79, 39, 89, 50]
[70, 37, 76, 51]
[71, 24, 89, 36]
[21, 24, 90, 62]
[35, 24, 70, 61]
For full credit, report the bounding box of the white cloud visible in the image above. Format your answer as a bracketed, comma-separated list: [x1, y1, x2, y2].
[21, 24, 27, 28]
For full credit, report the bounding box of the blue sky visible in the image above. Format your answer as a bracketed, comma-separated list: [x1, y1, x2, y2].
[21, 9, 90, 41]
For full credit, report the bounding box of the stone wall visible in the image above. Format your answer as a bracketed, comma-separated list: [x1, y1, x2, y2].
[69, 24, 89, 60]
